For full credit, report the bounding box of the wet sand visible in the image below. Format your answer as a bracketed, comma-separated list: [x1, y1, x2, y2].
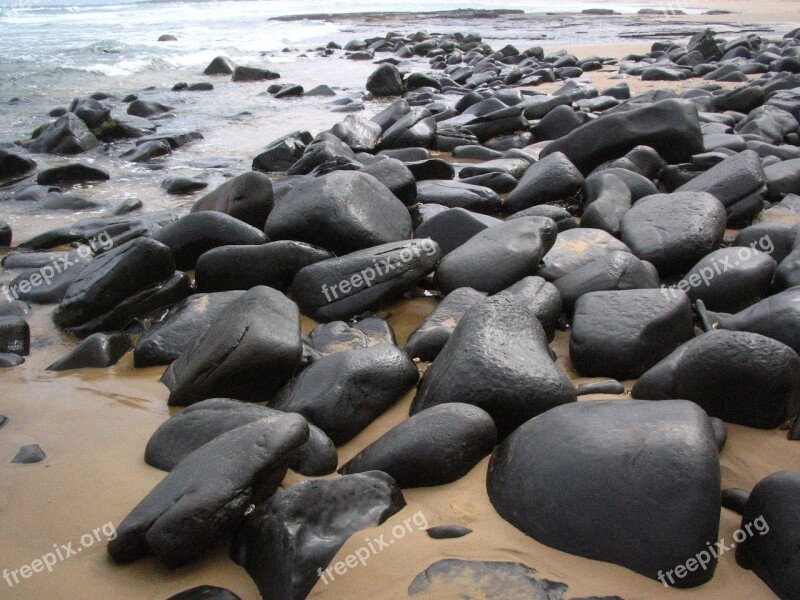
[2, 2, 800, 599]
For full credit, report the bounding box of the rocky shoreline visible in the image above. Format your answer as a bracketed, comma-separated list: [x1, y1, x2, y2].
[1, 15, 800, 600]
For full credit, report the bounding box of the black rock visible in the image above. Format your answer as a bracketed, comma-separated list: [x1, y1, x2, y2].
[415, 180, 501, 214]
[366, 63, 406, 97]
[459, 156, 531, 181]
[265, 170, 412, 255]
[11, 444, 46, 464]
[0, 220, 10, 246]
[633, 330, 800, 429]
[410, 293, 576, 437]
[408, 559, 568, 598]
[576, 380, 625, 395]
[122, 139, 171, 163]
[134, 291, 242, 367]
[735, 105, 798, 145]
[505, 204, 578, 231]
[37, 163, 109, 185]
[191, 171, 274, 229]
[736, 471, 800, 599]
[47, 332, 131, 371]
[487, 399, 720, 587]
[404, 287, 487, 361]
[620, 192, 726, 275]
[721, 488, 750, 514]
[405, 158, 455, 181]
[434, 217, 557, 295]
[164, 286, 302, 406]
[532, 104, 583, 141]
[426, 526, 472, 540]
[161, 177, 208, 195]
[108, 415, 309, 567]
[553, 250, 659, 312]
[204, 56, 236, 75]
[379, 107, 436, 150]
[230, 471, 405, 600]
[145, 398, 337, 476]
[70, 97, 111, 129]
[502, 276, 563, 342]
[309, 318, 394, 356]
[330, 114, 382, 152]
[28, 113, 99, 155]
[252, 131, 312, 173]
[340, 402, 496, 487]
[459, 172, 518, 193]
[154, 211, 267, 270]
[359, 158, 417, 204]
[0, 149, 36, 180]
[570, 289, 694, 380]
[540, 99, 703, 175]
[269, 343, 419, 445]
[0, 353, 24, 368]
[764, 158, 800, 202]
[682, 247, 776, 312]
[505, 152, 584, 213]
[538, 228, 631, 281]
[290, 239, 441, 322]
[0, 316, 30, 356]
[166, 586, 241, 600]
[710, 416, 727, 451]
[52, 237, 176, 335]
[127, 100, 173, 119]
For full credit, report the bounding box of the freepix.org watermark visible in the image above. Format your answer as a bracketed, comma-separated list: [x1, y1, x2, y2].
[657, 516, 769, 587]
[661, 234, 775, 300]
[321, 239, 438, 303]
[3, 522, 117, 588]
[317, 510, 428, 586]
[1, 231, 113, 303]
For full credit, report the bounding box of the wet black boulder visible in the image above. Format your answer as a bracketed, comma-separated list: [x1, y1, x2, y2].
[620, 192, 726, 275]
[28, 113, 100, 155]
[265, 170, 412, 255]
[433, 217, 557, 295]
[134, 291, 242, 367]
[0, 316, 30, 356]
[366, 63, 406, 97]
[414, 207, 500, 256]
[570, 289, 694, 380]
[633, 330, 800, 429]
[410, 293, 576, 438]
[195, 241, 332, 293]
[154, 211, 267, 270]
[144, 398, 337, 477]
[191, 171, 274, 229]
[505, 152, 585, 213]
[47, 332, 132, 371]
[538, 228, 631, 281]
[736, 470, 800, 600]
[415, 180, 502, 214]
[164, 286, 302, 406]
[0, 149, 36, 180]
[540, 99, 703, 174]
[339, 402, 496, 488]
[204, 55, 236, 75]
[107, 414, 309, 567]
[487, 399, 720, 587]
[230, 471, 405, 600]
[290, 239, 441, 322]
[269, 343, 419, 446]
[404, 287, 486, 361]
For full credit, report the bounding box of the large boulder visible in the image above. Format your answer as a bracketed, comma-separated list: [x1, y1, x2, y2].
[540, 99, 703, 174]
[53, 238, 178, 336]
[736, 471, 800, 600]
[191, 171, 274, 229]
[620, 192, 726, 275]
[269, 343, 419, 445]
[144, 398, 337, 476]
[134, 291, 242, 367]
[633, 330, 800, 429]
[415, 180, 502, 214]
[413, 207, 500, 255]
[404, 287, 487, 361]
[410, 293, 576, 437]
[330, 115, 382, 152]
[0, 149, 36, 180]
[366, 64, 406, 97]
[505, 152, 585, 213]
[265, 170, 412, 255]
[195, 241, 332, 293]
[163, 286, 302, 406]
[230, 471, 406, 600]
[538, 228, 631, 280]
[570, 289, 694, 380]
[340, 403, 496, 488]
[47, 332, 131, 371]
[487, 399, 720, 587]
[28, 113, 99, 155]
[433, 217, 557, 295]
[501, 276, 562, 341]
[290, 239, 441, 322]
[153, 212, 267, 270]
[107, 415, 309, 567]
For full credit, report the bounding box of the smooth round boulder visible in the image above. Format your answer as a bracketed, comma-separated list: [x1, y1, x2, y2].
[487, 399, 720, 588]
[415, 180, 502, 214]
[538, 228, 631, 281]
[632, 330, 800, 429]
[620, 192, 726, 275]
[414, 207, 501, 256]
[265, 170, 412, 255]
[505, 152, 585, 213]
[191, 171, 274, 229]
[339, 403, 497, 488]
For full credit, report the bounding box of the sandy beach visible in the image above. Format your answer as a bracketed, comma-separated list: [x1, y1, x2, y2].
[1, 0, 799, 599]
